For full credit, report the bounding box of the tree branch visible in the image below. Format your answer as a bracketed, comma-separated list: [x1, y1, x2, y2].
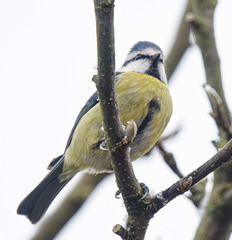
[204, 84, 232, 140]
[94, 3, 232, 237]
[186, 0, 231, 134]
[156, 136, 207, 208]
[165, 0, 191, 81]
[94, 1, 150, 239]
[156, 131, 184, 179]
[151, 138, 232, 214]
[186, 0, 232, 239]
[111, 128, 232, 239]
[94, 0, 142, 199]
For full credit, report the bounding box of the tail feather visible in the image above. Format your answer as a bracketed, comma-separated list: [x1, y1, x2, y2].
[17, 156, 71, 224]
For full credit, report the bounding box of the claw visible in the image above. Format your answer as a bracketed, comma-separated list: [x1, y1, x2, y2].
[140, 183, 149, 199]
[115, 190, 121, 199]
[115, 183, 149, 200]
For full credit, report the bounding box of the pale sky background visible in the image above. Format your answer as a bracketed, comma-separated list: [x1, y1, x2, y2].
[0, 0, 232, 239]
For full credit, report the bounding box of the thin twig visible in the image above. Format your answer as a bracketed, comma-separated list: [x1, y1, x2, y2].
[151, 138, 232, 214]
[155, 129, 184, 179]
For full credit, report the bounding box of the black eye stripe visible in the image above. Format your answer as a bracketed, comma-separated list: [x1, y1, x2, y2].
[122, 54, 156, 67]
[134, 54, 152, 60]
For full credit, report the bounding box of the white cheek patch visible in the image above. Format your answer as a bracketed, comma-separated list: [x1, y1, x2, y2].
[118, 59, 150, 74]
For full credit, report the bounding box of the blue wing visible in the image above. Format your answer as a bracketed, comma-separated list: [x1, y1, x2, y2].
[65, 91, 99, 149]
[47, 91, 99, 169]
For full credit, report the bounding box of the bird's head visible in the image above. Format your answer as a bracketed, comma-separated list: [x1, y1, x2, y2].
[118, 41, 167, 84]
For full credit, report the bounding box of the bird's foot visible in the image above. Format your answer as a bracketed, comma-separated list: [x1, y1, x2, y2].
[115, 182, 149, 199]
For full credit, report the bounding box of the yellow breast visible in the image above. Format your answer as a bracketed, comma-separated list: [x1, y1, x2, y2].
[116, 72, 172, 159]
[62, 71, 172, 179]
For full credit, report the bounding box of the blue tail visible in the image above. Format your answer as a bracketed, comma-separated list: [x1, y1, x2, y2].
[17, 156, 70, 224]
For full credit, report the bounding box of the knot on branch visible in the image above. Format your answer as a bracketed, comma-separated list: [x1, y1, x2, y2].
[123, 120, 137, 144]
[113, 120, 137, 152]
[92, 75, 97, 83]
[185, 12, 209, 41]
[185, 12, 200, 28]
[179, 176, 193, 192]
[113, 224, 130, 239]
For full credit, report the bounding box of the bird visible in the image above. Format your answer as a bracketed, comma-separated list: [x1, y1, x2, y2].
[17, 41, 172, 224]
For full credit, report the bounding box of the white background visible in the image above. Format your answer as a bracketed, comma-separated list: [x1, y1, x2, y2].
[0, 0, 232, 239]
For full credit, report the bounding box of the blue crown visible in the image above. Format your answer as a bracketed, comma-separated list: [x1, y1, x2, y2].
[129, 41, 162, 53]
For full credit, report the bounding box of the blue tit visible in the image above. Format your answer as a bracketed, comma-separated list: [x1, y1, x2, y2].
[17, 41, 172, 223]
